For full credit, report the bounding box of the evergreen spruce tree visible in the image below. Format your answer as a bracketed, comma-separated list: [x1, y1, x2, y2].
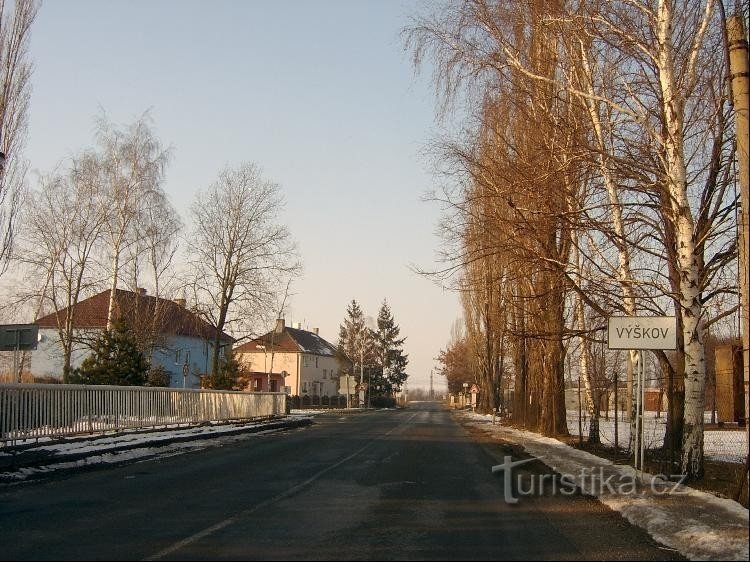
[337, 299, 374, 383]
[373, 300, 409, 396]
[70, 320, 149, 386]
[202, 350, 243, 390]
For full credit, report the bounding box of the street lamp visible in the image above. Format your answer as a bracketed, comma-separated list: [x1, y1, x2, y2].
[256, 344, 267, 391]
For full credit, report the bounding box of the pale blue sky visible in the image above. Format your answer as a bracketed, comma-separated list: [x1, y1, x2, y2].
[25, 0, 458, 391]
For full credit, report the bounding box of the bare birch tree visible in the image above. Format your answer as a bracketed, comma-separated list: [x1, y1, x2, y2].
[122, 189, 182, 357]
[15, 158, 107, 381]
[88, 113, 171, 330]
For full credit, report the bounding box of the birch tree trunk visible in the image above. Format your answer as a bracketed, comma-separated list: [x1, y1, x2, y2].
[573, 236, 599, 443]
[656, 0, 709, 477]
[575, 38, 642, 447]
[106, 239, 121, 330]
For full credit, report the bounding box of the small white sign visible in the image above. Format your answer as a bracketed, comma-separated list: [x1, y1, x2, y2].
[608, 316, 677, 350]
[338, 375, 357, 395]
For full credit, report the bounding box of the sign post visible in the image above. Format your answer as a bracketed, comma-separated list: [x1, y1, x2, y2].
[339, 375, 356, 408]
[608, 317, 676, 478]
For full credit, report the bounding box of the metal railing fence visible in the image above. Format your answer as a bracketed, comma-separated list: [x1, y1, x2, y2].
[0, 384, 287, 446]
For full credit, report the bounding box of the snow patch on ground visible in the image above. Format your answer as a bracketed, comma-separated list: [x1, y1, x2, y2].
[1, 423, 295, 482]
[459, 411, 749, 562]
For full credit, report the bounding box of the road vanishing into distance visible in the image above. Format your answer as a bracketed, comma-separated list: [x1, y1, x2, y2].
[0, 402, 681, 561]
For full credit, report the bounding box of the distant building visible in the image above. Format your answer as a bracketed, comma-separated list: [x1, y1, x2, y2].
[32, 289, 233, 388]
[234, 319, 347, 395]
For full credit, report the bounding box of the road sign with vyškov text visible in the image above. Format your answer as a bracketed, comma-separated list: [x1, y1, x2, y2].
[607, 316, 677, 350]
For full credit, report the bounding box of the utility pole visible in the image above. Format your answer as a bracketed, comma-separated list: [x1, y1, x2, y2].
[430, 368, 434, 399]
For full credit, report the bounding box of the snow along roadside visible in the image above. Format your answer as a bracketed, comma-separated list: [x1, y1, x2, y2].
[1, 415, 315, 483]
[458, 411, 749, 562]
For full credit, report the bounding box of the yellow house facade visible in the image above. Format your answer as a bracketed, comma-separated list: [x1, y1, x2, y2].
[234, 319, 348, 396]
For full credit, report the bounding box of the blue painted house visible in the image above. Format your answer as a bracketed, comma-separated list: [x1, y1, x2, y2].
[33, 289, 233, 388]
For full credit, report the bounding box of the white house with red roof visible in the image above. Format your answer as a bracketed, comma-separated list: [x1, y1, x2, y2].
[234, 319, 348, 396]
[32, 289, 233, 388]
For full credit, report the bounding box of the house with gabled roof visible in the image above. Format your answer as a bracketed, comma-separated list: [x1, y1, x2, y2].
[234, 319, 348, 396]
[32, 288, 233, 388]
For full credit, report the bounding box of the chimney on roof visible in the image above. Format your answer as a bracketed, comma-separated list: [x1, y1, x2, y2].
[314, 327, 319, 335]
[137, 287, 147, 296]
[173, 298, 186, 307]
[275, 318, 285, 333]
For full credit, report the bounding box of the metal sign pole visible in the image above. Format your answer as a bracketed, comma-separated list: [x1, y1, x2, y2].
[13, 329, 20, 383]
[633, 353, 641, 472]
[614, 369, 619, 451]
[640, 349, 646, 476]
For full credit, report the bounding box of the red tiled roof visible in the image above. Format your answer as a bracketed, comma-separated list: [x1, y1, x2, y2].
[234, 327, 338, 356]
[36, 289, 233, 343]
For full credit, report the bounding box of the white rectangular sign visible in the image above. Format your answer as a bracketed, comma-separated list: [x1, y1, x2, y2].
[607, 316, 677, 350]
[338, 375, 357, 395]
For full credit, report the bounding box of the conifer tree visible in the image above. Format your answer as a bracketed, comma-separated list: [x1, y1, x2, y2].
[201, 351, 243, 390]
[70, 321, 149, 386]
[373, 300, 409, 396]
[337, 299, 374, 382]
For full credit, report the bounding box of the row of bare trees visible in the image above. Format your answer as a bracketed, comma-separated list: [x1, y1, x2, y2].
[2, 112, 299, 383]
[409, 0, 746, 478]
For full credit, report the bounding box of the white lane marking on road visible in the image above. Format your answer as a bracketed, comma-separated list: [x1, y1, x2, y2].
[144, 411, 417, 561]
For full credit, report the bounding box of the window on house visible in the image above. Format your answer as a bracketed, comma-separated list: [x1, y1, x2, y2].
[270, 380, 278, 392]
[253, 378, 261, 391]
[175, 349, 181, 364]
[302, 382, 308, 393]
[315, 357, 319, 368]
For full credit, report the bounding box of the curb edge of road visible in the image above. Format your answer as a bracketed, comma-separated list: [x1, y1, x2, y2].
[0, 417, 313, 481]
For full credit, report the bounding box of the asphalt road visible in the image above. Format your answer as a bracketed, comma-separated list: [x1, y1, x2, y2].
[0, 402, 682, 561]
